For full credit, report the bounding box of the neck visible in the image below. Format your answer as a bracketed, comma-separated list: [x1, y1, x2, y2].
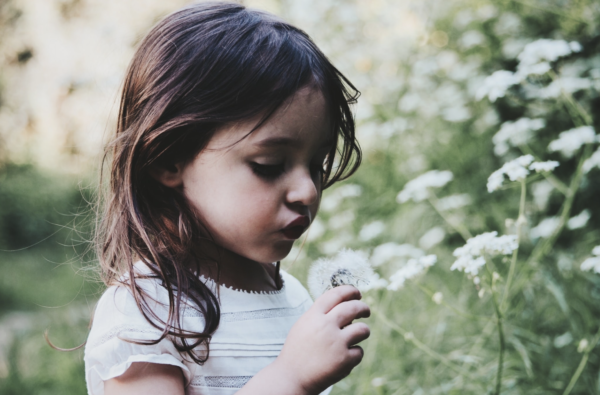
[192, 240, 281, 293]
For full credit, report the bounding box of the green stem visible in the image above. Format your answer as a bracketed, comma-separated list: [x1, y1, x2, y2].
[491, 287, 506, 395]
[415, 283, 489, 320]
[428, 194, 472, 241]
[373, 308, 477, 380]
[562, 326, 600, 395]
[500, 179, 526, 312]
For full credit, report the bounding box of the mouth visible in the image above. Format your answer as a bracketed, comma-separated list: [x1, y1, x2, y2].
[281, 216, 310, 240]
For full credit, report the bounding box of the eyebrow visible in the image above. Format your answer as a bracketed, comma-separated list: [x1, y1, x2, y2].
[254, 136, 335, 149]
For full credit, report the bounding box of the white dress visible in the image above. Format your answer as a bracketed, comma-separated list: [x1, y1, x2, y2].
[84, 262, 332, 395]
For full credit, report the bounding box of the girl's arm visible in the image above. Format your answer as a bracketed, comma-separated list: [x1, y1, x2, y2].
[104, 285, 369, 395]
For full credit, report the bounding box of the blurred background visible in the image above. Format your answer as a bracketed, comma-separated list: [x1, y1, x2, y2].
[1, 0, 599, 393]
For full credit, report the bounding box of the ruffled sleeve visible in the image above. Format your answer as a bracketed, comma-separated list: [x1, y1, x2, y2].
[84, 278, 197, 395]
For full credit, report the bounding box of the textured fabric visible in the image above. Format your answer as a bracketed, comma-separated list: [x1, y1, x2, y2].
[84, 262, 332, 395]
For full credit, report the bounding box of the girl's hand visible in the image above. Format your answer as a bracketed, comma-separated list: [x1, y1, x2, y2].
[274, 285, 371, 394]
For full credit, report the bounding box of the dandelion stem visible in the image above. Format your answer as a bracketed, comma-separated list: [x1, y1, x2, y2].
[500, 179, 526, 312]
[427, 193, 472, 241]
[373, 308, 477, 380]
[562, 326, 600, 395]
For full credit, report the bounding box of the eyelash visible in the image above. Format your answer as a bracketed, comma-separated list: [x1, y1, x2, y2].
[250, 162, 326, 180]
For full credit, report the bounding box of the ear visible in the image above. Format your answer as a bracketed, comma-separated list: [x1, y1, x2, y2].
[148, 162, 184, 188]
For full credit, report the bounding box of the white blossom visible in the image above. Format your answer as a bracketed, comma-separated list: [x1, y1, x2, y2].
[307, 249, 374, 298]
[580, 245, 600, 274]
[397, 170, 454, 203]
[487, 155, 534, 192]
[516, 39, 582, 77]
[554, 332, 573, 348]
[320, 184, 362, 212]
[371, 378, 386, 388]
[535, 77, 593, 99]
[371, 242, 424, 267]
[548, 126, 596, 158]
[529, 161, 560, 173]
[451, 232, 518, 276]
[387, 255, 437, 291]
[531, 180, 554, 210]
[530, 216, 560, 239]
[476, 70, 519, 102]
[432, 292, 443, 305]
[583, 147, 600, 173]
[493, 118, 545, 156]
[567, 210, 591, 230]
[359, 221, 386, 241]
[437, 193, 472, 211]
[418, 227, 446, 250]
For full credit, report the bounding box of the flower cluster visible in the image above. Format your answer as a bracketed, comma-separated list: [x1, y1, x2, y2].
[492, 118, 545, 156]
[451, 232, 518, 277]
[370, 242, 424, 266]
[397, 170, 453, 203]
[580, 246, 600, 274]
[476, 39, 582, 102]
[583, 147, 600, 174]
[547, 126, 597, 158]
[307, 249, 375, 298]
[487, 155, 559, 192]
[387, 255, 437, 291]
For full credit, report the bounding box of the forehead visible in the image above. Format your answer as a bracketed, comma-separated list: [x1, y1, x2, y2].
[209, 88, 334, 151]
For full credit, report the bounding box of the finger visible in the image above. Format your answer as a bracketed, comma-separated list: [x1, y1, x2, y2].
[328, 300, 370, 327]
[313, 285, 361, 314]
[347, 345, 364, 365]
[342, 322, 370, 346]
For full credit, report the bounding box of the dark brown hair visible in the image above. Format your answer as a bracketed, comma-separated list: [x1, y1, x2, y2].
[96, 1, 361, 364]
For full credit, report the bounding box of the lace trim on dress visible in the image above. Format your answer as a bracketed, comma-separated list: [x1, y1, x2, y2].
[190, 375, 253, 388]
[198, 274, 286, 295]
[88, 324, 164, 349]
[183, 299, 310, 322]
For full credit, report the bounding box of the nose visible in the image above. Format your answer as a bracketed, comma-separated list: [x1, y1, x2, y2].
[285, 168, 319, 207]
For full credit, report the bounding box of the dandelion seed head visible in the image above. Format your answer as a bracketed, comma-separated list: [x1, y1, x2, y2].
[397, 170, 454, 203]
[307, 249, 374, 299]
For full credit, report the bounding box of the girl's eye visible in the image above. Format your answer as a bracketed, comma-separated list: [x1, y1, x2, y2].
[251, 162, 285, 179]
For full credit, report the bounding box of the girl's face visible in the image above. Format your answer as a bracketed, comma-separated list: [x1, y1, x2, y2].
[177, 88, 332, 264]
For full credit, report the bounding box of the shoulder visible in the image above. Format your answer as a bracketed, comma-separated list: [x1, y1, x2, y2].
[281, 269, 313, 303]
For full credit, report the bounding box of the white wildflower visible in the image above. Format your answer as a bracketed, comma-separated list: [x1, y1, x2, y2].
[359, 221, 385, 241]
[359, 272, 388, 292]
[476, 70, 519, 102]
[371, 377, 385, 388]
[419, 227, 446, 250]
[577, 339, 589, 353]
[307, 249, 374, 299]
[548, 126, 596, 158]
[536, 77, 592, 99]
[487, 155, 534, 192]
[492, 118, 545, 156]
[580, 245, 600, 274]
[432, 292, 443, 305]
[306, 219, 325, 241]
[554, 332, 573, 348]
[459, 30, 485, 49]
[529, 161, 560, 173]
[371, 242, 424, 267]
[451, 231, 518, 277]
[437, 193, 472, 211]
[328, 210, 355, 230]
[387, 255, 437, 291]
[583, 147, 600, 173]
[516, 39, 582, 77]
[530, 216, 560, 239]
[567, 210, 591, 230]
[320, 184, 362, 212]
[397, 170, 453, 203]
[531, 180, 554, 210]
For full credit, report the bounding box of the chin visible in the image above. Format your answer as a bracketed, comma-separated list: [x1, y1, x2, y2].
[265, 240, 296, 263]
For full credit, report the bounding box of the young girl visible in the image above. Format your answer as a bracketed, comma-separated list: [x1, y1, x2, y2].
[85, 2, 370, 394]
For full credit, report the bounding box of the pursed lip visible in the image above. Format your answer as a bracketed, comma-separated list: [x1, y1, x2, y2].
[281, 216, 310, 239]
